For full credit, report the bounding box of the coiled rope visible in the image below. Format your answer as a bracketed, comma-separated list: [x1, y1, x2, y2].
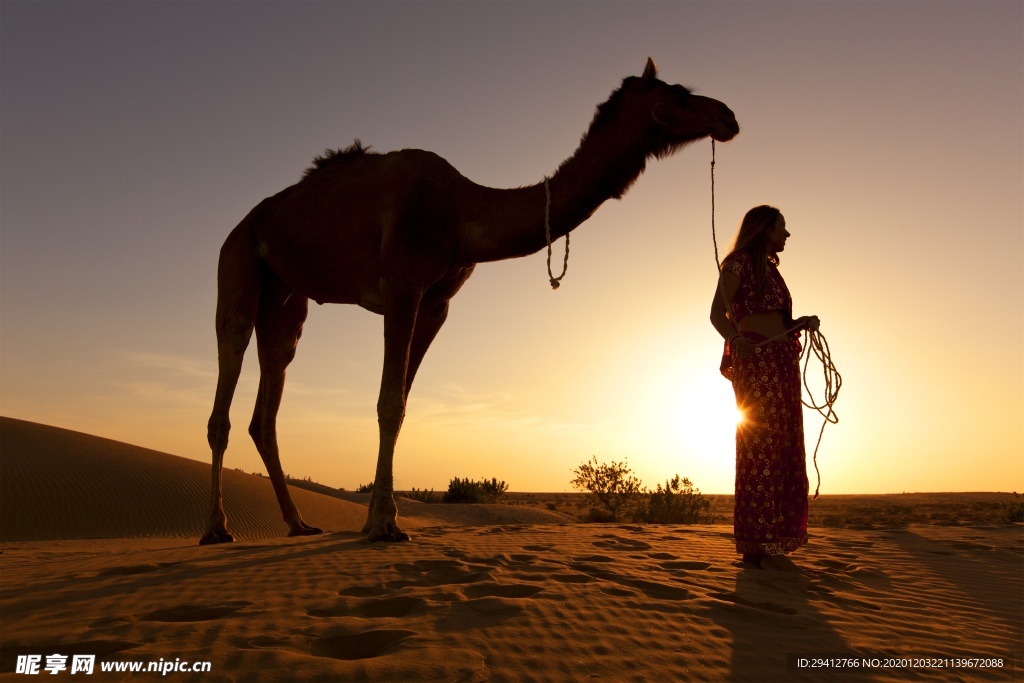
[544, 177, 570, 289]
[710, 140, 841, 498]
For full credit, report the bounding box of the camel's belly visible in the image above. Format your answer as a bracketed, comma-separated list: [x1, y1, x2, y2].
[261, 244, 382, 308]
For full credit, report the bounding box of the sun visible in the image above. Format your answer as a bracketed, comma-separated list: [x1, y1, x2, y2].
[671, 374, 743, 444]
[623, 359, 742, 490]
[578, 329, 745, 490]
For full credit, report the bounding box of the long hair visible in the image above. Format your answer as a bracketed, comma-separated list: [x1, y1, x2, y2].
[725, 205, 782, 292]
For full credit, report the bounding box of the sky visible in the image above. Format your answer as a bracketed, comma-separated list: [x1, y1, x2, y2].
[1, 0, 1021, 495]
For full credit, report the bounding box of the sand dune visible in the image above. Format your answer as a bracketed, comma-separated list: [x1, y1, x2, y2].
[0, 417, 371, 542]
[1, 418, 1021, 681]
[0, 417, 570, 543]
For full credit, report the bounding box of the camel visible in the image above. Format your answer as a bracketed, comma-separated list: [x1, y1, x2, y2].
[201, 58, 739, 545]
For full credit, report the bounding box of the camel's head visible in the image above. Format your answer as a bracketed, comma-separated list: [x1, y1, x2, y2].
[628, 58, 739, 154]
[568, 59, 741, 199]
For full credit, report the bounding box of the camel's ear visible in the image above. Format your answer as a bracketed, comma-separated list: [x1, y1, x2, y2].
[642, 57, 658, 83]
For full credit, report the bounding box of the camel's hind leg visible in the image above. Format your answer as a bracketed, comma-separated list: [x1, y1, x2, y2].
[249, 283, 322, 537]
[201, 227, 259, 545]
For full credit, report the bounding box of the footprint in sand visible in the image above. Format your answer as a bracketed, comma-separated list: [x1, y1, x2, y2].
[88, 615, 133, 629]
[393, 559, 465, 572]
[570, 562, 690, 601]
[309, 596, 427, 619]
[455, 552, 543, 568]
[571, 554, 615, 563]
[338, 585, 390, 597]
[93, 562, 181, 577]
[592, 537, 653, 551]
[549, 572, 595, 584]
[710, 591, 798, 615]
[658, 560, 713, 571]
[427, 581, 547, 618]
[448, 597, 527, 617]
[502, 553, 537, 564]
[465, 553, 513, 567]
[622, 578, 690, 600]
[312, 629, 418, 661]
[236, 634, 293, 649]
[824, 593, 882, 611]
[462, 582, 544, 599]
[423, 565, 492, 585]
[353, 596, 428, 618]
[388, 559, 494, 588]
[814, 558, 856, 571]
[478, 525, 529, 534]
[140, 601, 253, 622]
[804, 582, 882, 611]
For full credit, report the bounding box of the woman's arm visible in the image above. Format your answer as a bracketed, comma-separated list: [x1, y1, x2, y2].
[711, 270, 755, 358]
[710, 271, 741, 340]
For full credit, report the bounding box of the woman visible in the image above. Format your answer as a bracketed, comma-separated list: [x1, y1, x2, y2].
[710, 205, 819, 568]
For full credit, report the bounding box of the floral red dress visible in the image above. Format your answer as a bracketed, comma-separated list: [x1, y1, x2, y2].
[720, 251, 808, 556]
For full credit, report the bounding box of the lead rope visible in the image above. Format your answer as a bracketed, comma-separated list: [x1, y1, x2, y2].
[544, 177, 569, 289]
[710, 140, 840, 498]
[800, 326, 841, 498]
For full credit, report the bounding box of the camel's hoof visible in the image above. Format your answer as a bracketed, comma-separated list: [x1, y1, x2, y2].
[288, 524, 324, 537]
[199, 530, 235, 545]
[367, 530, 411, 543]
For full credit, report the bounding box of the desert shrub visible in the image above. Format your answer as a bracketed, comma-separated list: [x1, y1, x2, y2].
[571, 456, 644, 522]
[356, 481, 375, 493]
[404, 487, 439, 504]
[442, 477, 509, 504]
[582, 507, 619, 523]
[636, 475, 712, 524]
[1003, 492, 1024, 523]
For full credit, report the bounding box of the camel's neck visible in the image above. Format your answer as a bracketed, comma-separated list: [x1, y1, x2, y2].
[458, 125, 648, 265]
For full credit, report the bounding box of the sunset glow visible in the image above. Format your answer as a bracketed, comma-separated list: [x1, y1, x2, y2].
[1, 1, 1020, 495]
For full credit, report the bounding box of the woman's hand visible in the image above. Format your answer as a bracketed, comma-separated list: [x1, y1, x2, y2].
[796, 315, 820, 332]
[731, 335, 754, 358]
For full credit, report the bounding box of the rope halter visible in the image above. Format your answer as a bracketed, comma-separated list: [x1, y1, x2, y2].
[544, 177, 569, 289]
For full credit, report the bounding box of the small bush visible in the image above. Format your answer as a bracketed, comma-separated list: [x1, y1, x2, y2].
[570, 456, 644, 523]
[356, 481, 375, 493]
[404, 487, 439, 504]
[583, 507, 619, 523]
[442, 477, 509, 504]
[636, 475, 712, 524]
[1003, 492, 1024, 523]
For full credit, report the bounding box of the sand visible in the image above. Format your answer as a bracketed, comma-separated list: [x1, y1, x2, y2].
[2, 417, 1021, 681]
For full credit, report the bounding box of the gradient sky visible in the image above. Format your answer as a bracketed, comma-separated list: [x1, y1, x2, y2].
[2, 1, 1021, 495]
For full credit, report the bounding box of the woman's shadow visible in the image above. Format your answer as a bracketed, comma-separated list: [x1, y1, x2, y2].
[711, 557, 881, 682]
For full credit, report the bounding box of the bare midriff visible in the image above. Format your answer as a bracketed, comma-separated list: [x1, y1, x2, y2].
[737, 310, 789, 340]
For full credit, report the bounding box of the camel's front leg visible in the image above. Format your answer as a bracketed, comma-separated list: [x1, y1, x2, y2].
[365, 278, 424, 542]
[201, 306, 256, 546]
